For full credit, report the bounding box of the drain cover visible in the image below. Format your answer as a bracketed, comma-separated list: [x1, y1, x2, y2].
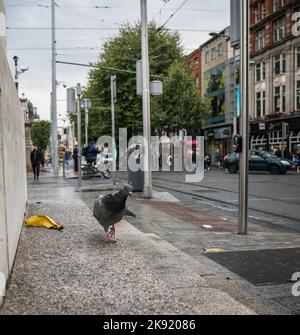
[205, 248, 300, 286]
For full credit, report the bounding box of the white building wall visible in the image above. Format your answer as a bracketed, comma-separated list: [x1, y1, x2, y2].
[0, 35, 27, 305]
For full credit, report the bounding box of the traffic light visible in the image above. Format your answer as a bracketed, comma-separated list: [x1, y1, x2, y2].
[233, 135, 242, 153]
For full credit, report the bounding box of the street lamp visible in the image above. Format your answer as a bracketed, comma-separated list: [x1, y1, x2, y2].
[13, 56, 29, 91]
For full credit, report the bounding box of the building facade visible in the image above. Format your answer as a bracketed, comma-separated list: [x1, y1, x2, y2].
[249, 0, 300, 155]
[186, 48, 202, 95]
[200, 27, 237, 165]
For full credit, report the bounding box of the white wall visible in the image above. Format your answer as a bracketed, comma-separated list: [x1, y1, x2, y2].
[0, 38, 27, 304]
[0, 0, 5, 50]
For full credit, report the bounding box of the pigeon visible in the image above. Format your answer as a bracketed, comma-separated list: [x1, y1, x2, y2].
[93, 185, 136, 243]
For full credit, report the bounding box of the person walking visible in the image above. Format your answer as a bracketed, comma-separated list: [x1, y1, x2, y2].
[30, 144, 44, 181]
[64, 148, 71, 172]
[73, 145, 80, 173]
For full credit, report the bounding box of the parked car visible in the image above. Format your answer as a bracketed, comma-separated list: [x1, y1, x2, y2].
[224, 151, 294, 175]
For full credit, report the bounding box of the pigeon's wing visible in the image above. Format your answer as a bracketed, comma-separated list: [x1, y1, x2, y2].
[93, 198, 105, 221]
[101, 190, 128, 213]
[93, 198, 113, 232]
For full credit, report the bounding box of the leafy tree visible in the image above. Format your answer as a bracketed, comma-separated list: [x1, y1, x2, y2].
[155, 61, 210, 133]
[84, 22, 183, 139]
[31, 120, 52, 151]
[83, 22, 209, 141]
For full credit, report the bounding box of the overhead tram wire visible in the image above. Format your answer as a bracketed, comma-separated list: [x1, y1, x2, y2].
[6, 27, 218, 33]
[56, 60, 196, 82]
[156, 0, 189, 34]
[7, 3, 228, 12]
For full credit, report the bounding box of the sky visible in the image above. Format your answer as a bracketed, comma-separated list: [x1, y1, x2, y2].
[4, 0, 230, 127]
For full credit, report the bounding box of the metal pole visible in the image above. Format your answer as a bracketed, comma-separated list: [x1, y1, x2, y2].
[72, 121, 75, 150]
[14, 61, 19, 91]
[238, 0, 249, 235]
[85, 103, 88, 147]
[111, 75, 116, 185]
[50, 92, 54, 167]
[63, 154, 66, 178]
[232, 48, 237, 136]
[76, 84, 82, 188]
[51, 0, 59, 176]
[141, 0, 152, 198]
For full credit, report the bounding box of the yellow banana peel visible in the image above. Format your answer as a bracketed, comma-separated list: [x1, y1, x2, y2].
[25, 215, 64, 230]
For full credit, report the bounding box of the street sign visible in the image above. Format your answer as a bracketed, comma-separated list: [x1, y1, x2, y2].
[66, 88, 76, 113]
[230, 0, 241, 49]
[81, 99, 92, 109]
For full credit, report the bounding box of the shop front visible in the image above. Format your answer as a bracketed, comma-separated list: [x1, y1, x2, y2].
[204, 125, 232, 166]
[250, 116, 300, 156]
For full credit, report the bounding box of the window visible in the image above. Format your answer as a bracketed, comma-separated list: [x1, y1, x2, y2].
[256, 91, 266, 118]
[274, 85, 286, 114]
[273, 0, 285, 12]
[256, 62, 266, 82]
[256, 29, 265, 51]
[296, 80, 300, 111]
[263, 91, 266, 115]
[261, 1, 266, 19]
[296, 47, 300, 69]
[273, 17, 285, 42]
[218, 43, 224, 57]
[256, 92, 262, 118]
[205, 51, 210, 64]
[262, 62, 266, 79]
[282, 85, 286, 112]
[254, 5, 259, 24]
[212, 47, 218, 60]
[273, 54, 286, 75]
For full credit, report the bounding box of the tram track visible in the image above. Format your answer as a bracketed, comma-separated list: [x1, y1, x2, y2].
[152, 179, 300, 224]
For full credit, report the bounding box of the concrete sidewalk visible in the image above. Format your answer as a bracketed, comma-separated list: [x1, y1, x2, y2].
[0, 173, 255, 315]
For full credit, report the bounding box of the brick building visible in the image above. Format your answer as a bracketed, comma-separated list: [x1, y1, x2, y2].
[186, 48, 202, 94]
[249, 0, 300, 155]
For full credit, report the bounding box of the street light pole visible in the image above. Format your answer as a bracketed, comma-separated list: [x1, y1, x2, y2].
[232, 48, 237, 136]
[111, 75, 117, 185]
[51, 0, 59, 176]
[140, 0, 152, 198]
[84, 100, 89, 147]
[238, 0, 249, 235]
[13, 56, 19, 91]
[76, 83, 82, 188]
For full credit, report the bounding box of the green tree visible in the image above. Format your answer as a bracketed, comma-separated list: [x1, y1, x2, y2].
[31, 120, 51, 151]
[83, 22, 209, 140]
[154, 61, 210, 133]
[84, 22, 183, 140]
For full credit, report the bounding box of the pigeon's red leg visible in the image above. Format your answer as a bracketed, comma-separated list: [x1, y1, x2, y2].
[106, 230, 117, 244]
[111, 225, 116, 238]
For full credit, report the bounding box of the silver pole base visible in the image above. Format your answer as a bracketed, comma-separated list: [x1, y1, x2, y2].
[143, 185, 152, 199]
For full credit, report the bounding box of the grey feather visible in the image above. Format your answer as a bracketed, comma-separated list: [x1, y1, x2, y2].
[93, 185, 136, 233]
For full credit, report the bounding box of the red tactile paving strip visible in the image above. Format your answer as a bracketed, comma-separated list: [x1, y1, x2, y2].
[142, 200, 254, 233]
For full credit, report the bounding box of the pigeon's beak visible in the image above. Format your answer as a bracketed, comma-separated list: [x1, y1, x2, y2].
[129, 191, 133, 197]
